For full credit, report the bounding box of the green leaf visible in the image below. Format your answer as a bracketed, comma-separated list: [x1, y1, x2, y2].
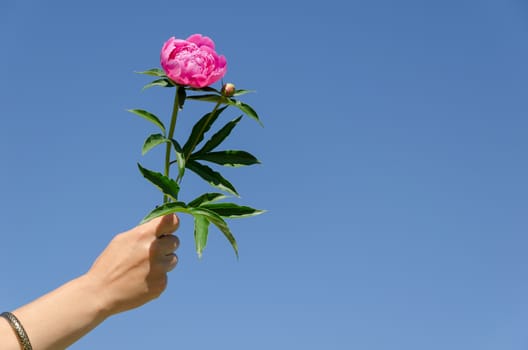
[194, 116, 243, 155]
[182, 106, 228, 157]
[192, 150, 260, 167]
[193, 214, 210, 258]
[188, 86, 221, 94]
[187, 94, 227, 103]
[177, 85, 187, 109]
[137, 163, 180, 201]
[186, 160, 239, 196]
[141, 204, 239, 257]
[188, 193, 228, 207]
[233, 89, 254, 96]
[143, 78, 175, 90]
[169, 139, 186, 180]
[140, 201, 188, 224]
[188, 207, 238, 258]
[135, 68, 166, 77]
[142, 134, 167, 155]
[227, 99, 262, 126]
[200, 203, 265, 218]
[127, 109, 166, 135]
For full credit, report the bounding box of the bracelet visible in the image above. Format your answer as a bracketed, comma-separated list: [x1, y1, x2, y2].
[1, 312, 33, 350]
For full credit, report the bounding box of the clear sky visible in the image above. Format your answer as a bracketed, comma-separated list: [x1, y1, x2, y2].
[1, 0, 528, 349]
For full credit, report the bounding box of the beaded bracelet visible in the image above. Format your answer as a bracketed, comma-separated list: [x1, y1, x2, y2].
[1, 312, 33, 350]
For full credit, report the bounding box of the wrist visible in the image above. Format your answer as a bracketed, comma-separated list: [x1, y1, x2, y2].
[76, 273, 114, 320]
[10, 274, 113, 349]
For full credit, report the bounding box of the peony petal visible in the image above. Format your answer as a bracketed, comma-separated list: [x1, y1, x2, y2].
[160, 37, 175, 63]
[199, 45, 215, 55]
[190, 74, 208, 88]
[216, 54, 227, 69]
[187, 33, 215, 49]
[161, 37, 175, 53]
[173, 39, 195, 51]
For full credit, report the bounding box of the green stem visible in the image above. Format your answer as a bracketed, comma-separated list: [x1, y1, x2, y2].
[184, 101, 222, 164]
[164, 87, 181, 203]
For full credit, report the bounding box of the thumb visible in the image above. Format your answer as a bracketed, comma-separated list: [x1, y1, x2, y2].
[140, 214, 180, 237]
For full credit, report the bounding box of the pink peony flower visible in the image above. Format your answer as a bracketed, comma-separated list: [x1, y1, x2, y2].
[160, 34, 227, 88]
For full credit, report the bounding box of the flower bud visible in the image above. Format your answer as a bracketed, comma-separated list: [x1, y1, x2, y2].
[222, 83, 236, 97]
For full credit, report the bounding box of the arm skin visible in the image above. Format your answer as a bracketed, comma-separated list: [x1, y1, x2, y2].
[0, 214, 180, 350]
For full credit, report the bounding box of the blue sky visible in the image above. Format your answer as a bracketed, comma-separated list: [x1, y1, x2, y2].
[1, 0, 528, 349]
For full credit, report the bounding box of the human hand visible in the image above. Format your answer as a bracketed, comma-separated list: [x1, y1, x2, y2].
[84, 214, 180, 317]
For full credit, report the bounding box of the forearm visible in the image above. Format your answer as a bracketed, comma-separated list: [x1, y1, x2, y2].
[1, 215, 179, 350]
[1, 274, 109, 350]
